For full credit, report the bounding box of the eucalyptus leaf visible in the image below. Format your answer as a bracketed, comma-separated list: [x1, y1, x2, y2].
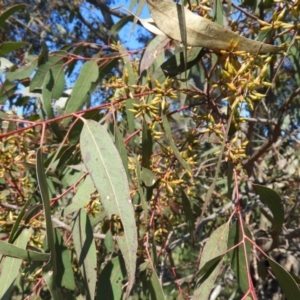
[147, 0, 282, 53]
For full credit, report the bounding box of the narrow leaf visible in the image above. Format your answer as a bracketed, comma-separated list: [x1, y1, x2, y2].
[0, 80, 17, 104]
[72, 209, 97, 300]
[62, 176, 95, 216]
[0, 42, 28, 55]
[36, 148, 57, 289]
[140, 34, 169, 75]
[0, 240, 49, 261]
[6, 59, 37, 81]
[63, 60, 98, 117]
[80, 120, 138, 296]
[0, 228, 31, 300]
[142, 120, 152, 168]
[30, 52, 66, 91]
[110, 15, 134, 36]
[0, 4, 26, 27]
[114, 124, 130, 180]
[147, 0, 282, 53]
[42, 64, 65, 119]
[96, 255, 126, 300]
[161, 111, 191, 173]
[149, 269, 165, 300]
[54, 228, 76, 290]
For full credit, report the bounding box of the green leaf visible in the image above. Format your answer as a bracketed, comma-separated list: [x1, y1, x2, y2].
[104, 230, 114, 254]
[0, 4, 26, 28]
[181, 190, 195, 245]
[253, 184, 284, 231]
[36, 148, 58, 288]
[149, 269, 165, 300]
[96, 255, 126, 300]
[142, 120, 152, 168]
[195, 255, 225, 286]
[267, 256, 300, 299]
[54, 228, 75, 290]
[161, 111, 191, 173]
[136, 158, 148, 220]
[0, 228, 32, 300]
[0, 80, 17, 104]
[43, 269, 63, 300]
[0, 240, 49, 261]
[114, 123, 129, 180]
[63, 60, 99, 118]
[152, 47, 203, 81]
[214, 0, 224, 26]
[0, 42, 28, 55]
[140, 35, 169, 75]
[6, 59, 38, 81]
[129, 0, 146, 34]
[30, 52, 67, 91]
[72, 209, 97, 300]
[194, 222, 229, 298]
[8, 197, 33, 243]
[110, 15, 134, 36]
[80, 120, 138, 296]
[61, 175, 95, 216]
[228, 220, 252, 293]
[42, 64, 65, 119]
[141, 167, 157, 187]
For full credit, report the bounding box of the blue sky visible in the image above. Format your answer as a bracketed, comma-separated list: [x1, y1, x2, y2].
[109, 0, 151, 49]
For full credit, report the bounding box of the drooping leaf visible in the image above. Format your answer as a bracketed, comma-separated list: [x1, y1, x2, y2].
[194, 222, 229, 298]
[142, 120, 153, 168]
[54, 228, 76, 290]
[181, 190, 195, 245]
[253, 184, 284, 231]
[63, 60, 99, 119]
[0, 80, 17, 104]
[61, 175, 95, 216]
[80, 120, 138, 296]
[157, 46, 203, 78]
[0, 4, 26, 28]
[161, 111, 191, 173]
[147, 0, 282, 53]
[96, 255, 127, 300]
[43, 269, 63, 300]
[120, 47, 137, 146]
[114, 123, 129, 180]
[110, 15, 134, 36]
[214, 0, 224, 27]
[72, 209, 97, 300]
[36, 148, 58, 290]
[140, 35, 169, 75]
[228, 220, 252, 293]
[0, 228, 32, 300]
[6, 59, 38, 81]
[0, 42, 28, 55]
[0, 240, 49, 261]
[149, 269, 165, 300]
[267, 256, 300, 299]
[8, 197, 33, 243]
[30, 51, 67, 91]
[42, 64, 65, 119]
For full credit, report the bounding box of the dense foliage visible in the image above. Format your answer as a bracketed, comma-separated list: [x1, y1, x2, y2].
[1, 0, 300, 299]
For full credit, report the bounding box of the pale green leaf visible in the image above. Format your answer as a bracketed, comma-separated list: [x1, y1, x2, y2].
[72, 209, 97, 300]
[0, 228, 32, 300]
[80, 120, 137, 297]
